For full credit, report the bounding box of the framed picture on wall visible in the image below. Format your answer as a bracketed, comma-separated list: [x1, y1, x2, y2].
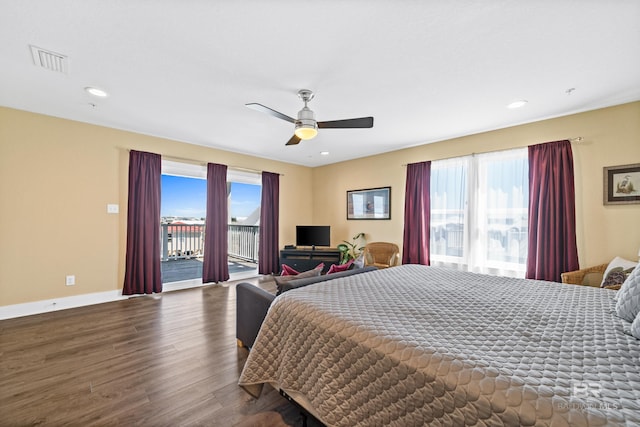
[347, 187, 391, 220]
[603, 163, 640, 205]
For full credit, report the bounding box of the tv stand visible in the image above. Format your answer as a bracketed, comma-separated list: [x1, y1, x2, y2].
[279, 247, 341, 274]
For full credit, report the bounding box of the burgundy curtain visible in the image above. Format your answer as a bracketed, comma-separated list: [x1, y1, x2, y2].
[402, 161, 431, 265]
[259, 171, 279, 274]
[123, 150, 162, 295]
[202, 163, 229, 283]
[526, 140, 579, 281]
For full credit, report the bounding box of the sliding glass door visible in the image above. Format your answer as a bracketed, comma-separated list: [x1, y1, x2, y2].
[160, 161, 260, 284]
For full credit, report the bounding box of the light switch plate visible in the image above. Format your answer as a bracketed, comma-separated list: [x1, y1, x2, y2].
[107, 204, 119, 214]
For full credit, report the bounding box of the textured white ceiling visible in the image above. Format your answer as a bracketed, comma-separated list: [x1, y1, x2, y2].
[1, 0, 639, 167]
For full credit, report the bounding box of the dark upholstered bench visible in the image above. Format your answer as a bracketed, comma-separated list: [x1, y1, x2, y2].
[236, 266, 377, 348]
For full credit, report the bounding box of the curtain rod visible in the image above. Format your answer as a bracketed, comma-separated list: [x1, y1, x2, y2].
[401, 137, 583, 166]
[140, 152, 283, 176]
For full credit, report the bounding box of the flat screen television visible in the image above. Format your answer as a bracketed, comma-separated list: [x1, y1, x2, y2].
[296, 225, 330, 249]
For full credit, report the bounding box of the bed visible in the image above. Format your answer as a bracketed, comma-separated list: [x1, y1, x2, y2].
[238, 265, 640, 426]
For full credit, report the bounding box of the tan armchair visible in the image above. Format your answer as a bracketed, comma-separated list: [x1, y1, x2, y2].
[560, 264, 608, 287]
[363, 242, 400, 269]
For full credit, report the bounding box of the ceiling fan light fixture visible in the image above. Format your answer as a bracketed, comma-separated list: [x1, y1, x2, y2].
[294, 122, 318, 140]
[295, 105, 318, 140]
[246, 89, 373, 146]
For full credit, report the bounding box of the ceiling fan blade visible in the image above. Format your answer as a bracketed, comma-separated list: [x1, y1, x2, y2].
[246, 103, 296, 123]
[318, 117, 374, 129]
[286, 135, 301, 146]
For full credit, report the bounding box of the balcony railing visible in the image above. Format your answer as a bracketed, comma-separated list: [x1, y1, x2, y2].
[430, 223, 528, 264]
[160, 223, 259, 263]
[228, 224, 259, 263]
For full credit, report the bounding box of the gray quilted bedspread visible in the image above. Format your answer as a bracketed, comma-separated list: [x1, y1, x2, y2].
[238, 265, 640, 426]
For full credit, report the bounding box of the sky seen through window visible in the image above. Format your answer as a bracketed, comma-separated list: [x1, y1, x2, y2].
[161, 175, 261, 219]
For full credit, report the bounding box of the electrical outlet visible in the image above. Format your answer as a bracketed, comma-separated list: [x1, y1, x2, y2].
[107, 204, 119, 214]
[66, 275, 75, 286]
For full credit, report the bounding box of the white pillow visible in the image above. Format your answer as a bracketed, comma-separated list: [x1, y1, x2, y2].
[631, 312, 640, 340]
[601, 256, 638, 287]
[615, 265, 640, 322]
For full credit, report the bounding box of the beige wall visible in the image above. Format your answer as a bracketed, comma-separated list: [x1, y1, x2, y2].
[0, 107, 313, 306]
[2, 102, 639, 307]
[313, 102, 640, 268]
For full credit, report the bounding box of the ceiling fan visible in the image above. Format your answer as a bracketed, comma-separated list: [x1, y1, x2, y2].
[246, 89, 374, 146]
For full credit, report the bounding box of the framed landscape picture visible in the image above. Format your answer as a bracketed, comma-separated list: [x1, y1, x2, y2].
[603, 163, 640, 205]
[347, 187, 391, 220]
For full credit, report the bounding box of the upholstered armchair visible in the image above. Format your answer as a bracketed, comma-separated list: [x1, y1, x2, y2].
[363, 242, 400, 269]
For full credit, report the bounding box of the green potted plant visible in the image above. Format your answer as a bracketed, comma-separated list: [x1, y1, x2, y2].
[337, 232, 366, 264]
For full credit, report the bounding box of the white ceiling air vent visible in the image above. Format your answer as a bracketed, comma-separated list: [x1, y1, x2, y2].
[30, 45, 68, 74]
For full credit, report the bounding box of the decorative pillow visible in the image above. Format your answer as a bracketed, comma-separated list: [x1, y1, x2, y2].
[602, 266, 636, 288]
[615, 265, 640, 322]
[327, 259, 354, 274]
[275, 263, 324, 295]
[601, 256, 638, 287]
[281, 264, 300, 276]
[631, 311, 640, 340]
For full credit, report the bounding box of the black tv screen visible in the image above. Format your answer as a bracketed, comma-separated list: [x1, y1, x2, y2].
[296, 225, 330, 248]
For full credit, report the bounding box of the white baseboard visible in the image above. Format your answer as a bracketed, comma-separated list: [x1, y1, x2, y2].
[0, 290, 128, 320]
[0, 271, 260, 320]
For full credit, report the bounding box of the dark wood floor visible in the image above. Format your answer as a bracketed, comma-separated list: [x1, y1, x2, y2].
[0, 276, 321, 426]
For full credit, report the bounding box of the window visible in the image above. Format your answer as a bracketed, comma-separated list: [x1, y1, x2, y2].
[430, 148, 528, 277]
[430, 156, 468, 261]
[160, 161, 261, 225]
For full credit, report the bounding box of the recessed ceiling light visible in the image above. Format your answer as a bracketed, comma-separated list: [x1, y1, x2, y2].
[320, 151, 329, 156]
[507, 100, 528, 109]
[85, 87, 108, 97]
